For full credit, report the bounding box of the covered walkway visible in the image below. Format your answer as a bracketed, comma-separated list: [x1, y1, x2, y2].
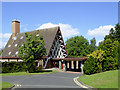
[51, 57, 88, 73]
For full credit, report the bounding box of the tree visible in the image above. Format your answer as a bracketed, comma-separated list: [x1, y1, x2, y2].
[115, 24, 120, 42]
[104, 28, 116, 42]
[112, 41, 120, 69]
[98, 41, 105, 50]
[90, 37, 97, 53]
[88, 49, 104, 73]
[104, 24, 120, 43]
[18, 32, 46, 73]
[103, 24, 120, 70]
[0, 49, 3, 55]
[65, 36, 90, 57]
[102, 39, 118, 71]
[83, 56, 99, 75]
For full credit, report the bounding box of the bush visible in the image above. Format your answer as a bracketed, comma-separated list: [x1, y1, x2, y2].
[35, 65, 42, 72]
[2, 62, 26, 73]
[28, 65, 42, 73]
[102, 56, 118, 72]
[83, 56, 99, 75]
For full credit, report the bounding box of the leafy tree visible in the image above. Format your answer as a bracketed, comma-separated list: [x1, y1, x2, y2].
[18, 32, 46, 73]
[115, 24, 120, 42]
[98, 41, 105, 50]
[104, 28, 116, 41]
[65, 36, 90, 57]
[112, 41, 120, 69]
[103, 24, 120, 70]
[88, 49, 104, 73]
[0, 49, 3, 55]
[83, 56, 99, 75]
[104, 24, 120, 43]
[102, 39, 118, 71]
[90, 37, 97, 53]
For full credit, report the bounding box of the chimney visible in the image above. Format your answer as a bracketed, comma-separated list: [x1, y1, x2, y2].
[12, 19, 20, 37]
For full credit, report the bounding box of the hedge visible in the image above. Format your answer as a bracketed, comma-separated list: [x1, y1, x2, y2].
[2, 62, 26, 73]
[1, 62, 43, 73]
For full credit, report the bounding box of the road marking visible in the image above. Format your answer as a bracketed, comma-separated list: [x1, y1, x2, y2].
[16, 84, 22, 87]
[73, 77, 88, 88]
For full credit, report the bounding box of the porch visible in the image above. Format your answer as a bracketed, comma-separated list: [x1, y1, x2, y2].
[51, 57, 88, 73]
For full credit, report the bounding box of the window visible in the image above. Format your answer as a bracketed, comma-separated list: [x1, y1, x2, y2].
[36, 34, 39, 36]
[8, 45, 11, 47]
[15, 51, 18, 55]
[20, 36, 23, 39]
[15, 44, 17, 47]
[8, 52, 11, 55]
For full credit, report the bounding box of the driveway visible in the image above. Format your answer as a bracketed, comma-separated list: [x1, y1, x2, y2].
[2, 72, 85, 89]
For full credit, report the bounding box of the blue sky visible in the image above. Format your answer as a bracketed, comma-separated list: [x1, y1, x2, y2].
[1, 2, 118, 48]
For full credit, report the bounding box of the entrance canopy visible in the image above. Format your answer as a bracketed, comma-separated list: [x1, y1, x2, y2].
[52, 57, 88, 61]
[0, 56, 88, 62]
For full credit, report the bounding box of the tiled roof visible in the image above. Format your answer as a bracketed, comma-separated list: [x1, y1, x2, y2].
[2, 27, 59, 57]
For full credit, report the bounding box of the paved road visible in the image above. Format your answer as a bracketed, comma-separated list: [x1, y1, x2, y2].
[2, 72, 85, 89]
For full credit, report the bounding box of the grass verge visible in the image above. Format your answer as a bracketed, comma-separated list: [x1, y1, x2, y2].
[1, 70, 59, 76]
[0, 81, 14, 90]
[79, 70, 118, 88]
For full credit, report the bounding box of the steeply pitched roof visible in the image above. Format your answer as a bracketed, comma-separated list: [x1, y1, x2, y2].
[2, 27, 59, 57]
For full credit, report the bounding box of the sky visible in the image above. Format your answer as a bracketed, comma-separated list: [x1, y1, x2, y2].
[1, 2, 118, 48]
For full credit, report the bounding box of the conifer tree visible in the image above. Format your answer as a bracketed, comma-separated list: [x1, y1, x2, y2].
[18, 32, 46, 73]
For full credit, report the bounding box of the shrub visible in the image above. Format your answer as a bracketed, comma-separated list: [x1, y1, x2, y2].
[83, 56, 99, 75]
[35, 65, 42, 72]
[102, 56, 118, 71]
[2, 62, 26, 73]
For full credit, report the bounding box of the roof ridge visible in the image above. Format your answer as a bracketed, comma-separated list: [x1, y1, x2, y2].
[35, 26, 59, 31]
[19, 26, 59, 34]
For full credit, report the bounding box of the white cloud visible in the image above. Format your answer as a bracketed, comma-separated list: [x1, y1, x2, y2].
[0, 40, 7, 48]
[24, 28, 28, 31]
[0, 33, 11, 48]
[36, 23, 80, 38]
[87, 25, 114, 37]
[0, 33, 11, 39]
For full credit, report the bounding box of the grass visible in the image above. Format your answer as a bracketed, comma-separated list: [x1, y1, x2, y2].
[79, 70, 118, 88]
[1, 70, 59, 76]
[0, 81, 14, 90]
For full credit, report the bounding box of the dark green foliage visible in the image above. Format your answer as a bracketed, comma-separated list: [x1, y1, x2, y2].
[85, 39, 119, 74]
[118, 46, 120, 69]
[98, 41, 105, 50]
[104, 24, 120, 43]
[104, 28, 116, 42]
[35, 66, 43, 73]
[90, 37, 97, 53]
[65, 36, 90, 57]
[18, 32, 46, 73]
[2, 62, 26, 73]
[83, 56, 99, 75]
[102, 56, 118, 71]
[0, 49, 3, 55]
[103, 24, 120, 70]
[101, 39, 118, 71]
[112, 41, 120, 69]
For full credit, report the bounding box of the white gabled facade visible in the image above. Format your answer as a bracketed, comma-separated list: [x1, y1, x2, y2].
[49, 29, 67, 59]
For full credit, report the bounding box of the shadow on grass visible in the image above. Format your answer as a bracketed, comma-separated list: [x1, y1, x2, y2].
[30, 70, 53, 73]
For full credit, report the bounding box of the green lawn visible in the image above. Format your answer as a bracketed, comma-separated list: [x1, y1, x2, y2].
[0, 81, 14, 90]
[79, 70, 118, 88]
[1, 70, 59, 76]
